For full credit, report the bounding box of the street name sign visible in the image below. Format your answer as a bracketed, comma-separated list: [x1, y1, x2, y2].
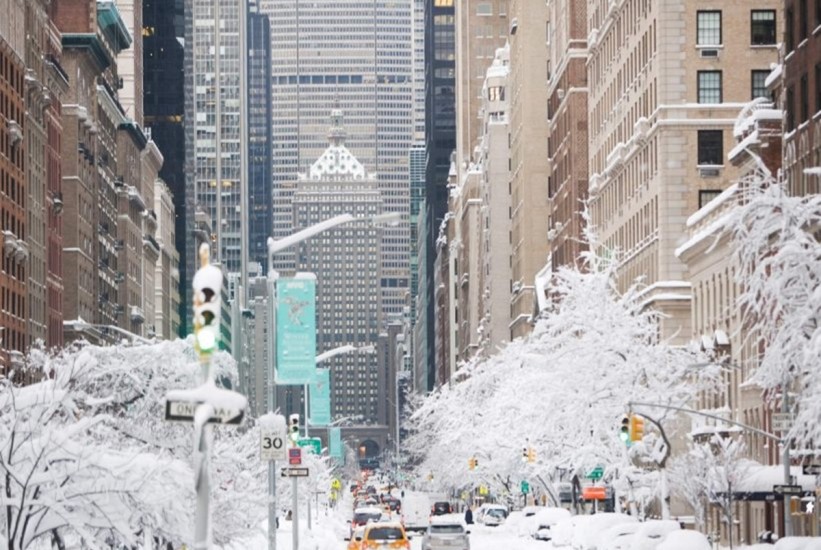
[773, 484, 803, 496]
[298, 437, 322, 456]
[165, 399, 244, 425]
[288, 447, 302, 465]
[772, 412, 794, 432]
[281, 467, 310, 478]
[586, 466, 604, 480]
[803, 464, 821, 476]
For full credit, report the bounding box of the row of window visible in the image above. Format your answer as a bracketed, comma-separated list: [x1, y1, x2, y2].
[696, 70, 773, 104]
[785, 64, 821, 131]
[696, 10, 776, 46]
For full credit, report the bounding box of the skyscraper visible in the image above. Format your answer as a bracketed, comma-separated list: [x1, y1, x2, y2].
[292, 109, 386, 427]
[246, 2, 272, 272]
[422, 0, 456, 391]
[262, 0, 413, 323]
[143, 0, 188, 333]
[184, 0, 249, 288]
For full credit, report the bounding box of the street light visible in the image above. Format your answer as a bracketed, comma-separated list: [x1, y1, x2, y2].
[261, 212, 398, 550]
[63, 320, 153, 345]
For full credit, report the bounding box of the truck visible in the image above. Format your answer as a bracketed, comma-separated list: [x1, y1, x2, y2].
[401, 491, 431, 533]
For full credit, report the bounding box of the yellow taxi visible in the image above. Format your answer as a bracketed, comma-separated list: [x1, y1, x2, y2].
[347, 525, 367, 550]
[360, 522, 410, 550]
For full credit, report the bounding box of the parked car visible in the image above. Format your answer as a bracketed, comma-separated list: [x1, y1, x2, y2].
[596, 521, 642, 550]
[628, 520, 681, 550]
[530, 507, 572, 541]
[478, 506, 507, 527]
[572, 513, 637, 550]
[655, 530, 711, 550]
[475, 503, 508, 526]
[422, 515, 471, 550]
[361, 522, 411, 550]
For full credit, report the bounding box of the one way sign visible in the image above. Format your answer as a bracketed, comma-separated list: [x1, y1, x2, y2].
[165, 399, 245, 425]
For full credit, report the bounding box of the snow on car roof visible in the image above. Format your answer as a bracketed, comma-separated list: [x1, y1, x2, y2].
[430, 514, 465, 526]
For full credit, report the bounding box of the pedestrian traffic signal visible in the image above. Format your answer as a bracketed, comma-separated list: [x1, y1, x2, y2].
[192, 244, 222, 357]
[289, 413, 300, 442]
[620, 415, 630, 446]
[630, 414, 645, 442]
[527, 448, 537, 463]
[468, 457, 477, 470]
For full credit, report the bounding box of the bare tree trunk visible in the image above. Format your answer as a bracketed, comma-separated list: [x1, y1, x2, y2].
[51, 529, 66, 550]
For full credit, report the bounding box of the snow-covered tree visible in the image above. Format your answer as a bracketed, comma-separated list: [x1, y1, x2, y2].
[406, 254, 717, 514]
[1, 338, 315, 548]
[726, 173, 821, 450]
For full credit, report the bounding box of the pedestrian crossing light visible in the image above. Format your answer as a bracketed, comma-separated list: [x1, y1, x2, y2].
[289, 413, 301, 442]
[527, 448, 536, 463]
[469, 457, 478, 470]
[630, 414, 645, 442]
[619, 415, 631, 446]
[192, 244, 222, 357]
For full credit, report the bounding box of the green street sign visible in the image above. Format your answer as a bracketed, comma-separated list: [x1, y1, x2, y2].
[521, 480, 530, 494]
[586, 466, 604, 480]
[298, 437, 322, 455]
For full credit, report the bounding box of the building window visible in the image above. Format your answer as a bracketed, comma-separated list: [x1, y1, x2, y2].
[697, 11, 722, 45]
[699, 190, 723, 209]
[786, 86, 795, 131]
[801, 73, 809, 123]
[816, 64, 821, 112]
[800, 0, 809, 41]
[751, 10, 777, 45]
[752, 70, 770, 99]
[817, 0, 821, 26]
[476, 2, 492, 15]
[698, 71, 723, 103]
[786, 8, 795, 51]
[698, 130, 723, 165]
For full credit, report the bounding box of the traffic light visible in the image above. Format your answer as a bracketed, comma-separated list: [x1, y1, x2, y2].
[630, 414, 645, 442]
[192, 244, 222, 357]
[619, 416, 631, 446]
[527, 448, 537, 463]
[468, 457, 477, 470]
[289, 413, 300, 442]
[522, 447, 528, 462]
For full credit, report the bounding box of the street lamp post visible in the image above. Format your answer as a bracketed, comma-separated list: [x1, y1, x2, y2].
[263, 212, 400, 550]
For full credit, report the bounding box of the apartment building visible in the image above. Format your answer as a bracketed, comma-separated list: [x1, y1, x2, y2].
[478, 45, 512, 353]
[154, 178, 180, 340]
[586, 0, 780, 342]
[0, 0, 27, 374]
[546, 0, 588, 271]
[783, 0, 821, 196]
[508, 0, 550, 338]
[454, 0, 509, 174]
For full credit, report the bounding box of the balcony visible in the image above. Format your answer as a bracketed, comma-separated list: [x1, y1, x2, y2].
[130, 305, 145, 324]
[2, 231, 28, 264]
[8, 120, 22, 147]
[127, 185, 146, 211]
[143, 234, 160, 254]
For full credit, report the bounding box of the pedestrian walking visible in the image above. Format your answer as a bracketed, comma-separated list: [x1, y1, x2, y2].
[464, 506, 474, 525]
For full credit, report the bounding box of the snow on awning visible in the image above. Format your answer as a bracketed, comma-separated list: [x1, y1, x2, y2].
[733, 463, 817, 498]
[714, 329, 730, 347]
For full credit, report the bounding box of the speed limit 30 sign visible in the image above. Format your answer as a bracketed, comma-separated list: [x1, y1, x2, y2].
[261, 431, 286, 461]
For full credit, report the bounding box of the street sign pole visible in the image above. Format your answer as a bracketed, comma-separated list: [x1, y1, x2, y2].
[268, 460, 277, 550]
[307, 483, 312, 530]
[292, 475, 299, 550]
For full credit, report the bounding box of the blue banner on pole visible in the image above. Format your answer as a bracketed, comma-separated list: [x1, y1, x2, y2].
[310, 368, 332, 426]
[329, 427, 343, 459]
[275, 276, 317, 385]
